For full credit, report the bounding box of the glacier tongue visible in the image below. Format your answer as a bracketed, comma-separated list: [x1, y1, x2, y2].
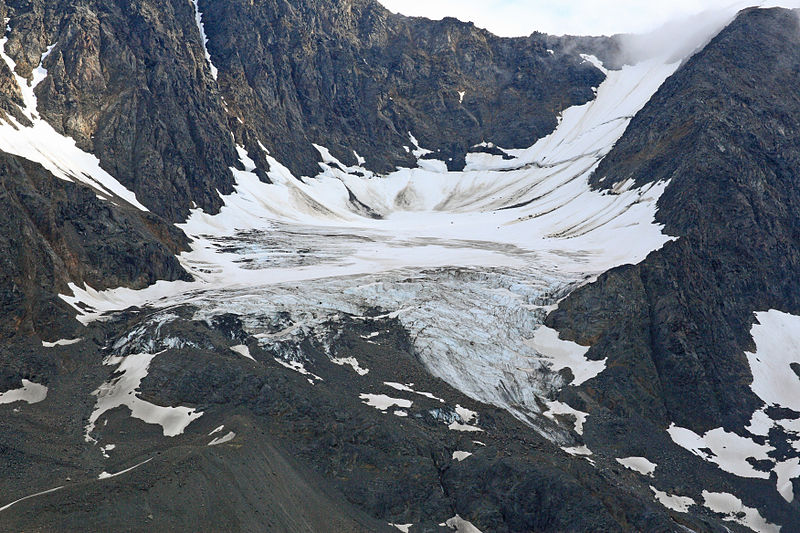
[62, 53, 685, 443]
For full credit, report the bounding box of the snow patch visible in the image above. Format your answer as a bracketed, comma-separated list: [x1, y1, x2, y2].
[526, 326, 604, 386]
[702, 490, 780, 533]
[208, 431, 236, 446]
[452, 451, 473, 461]
[449, 422, 483, 432]
[230, 344, 255, 361]
[580, 54, 608, 75]
[41, 338, 82, 348]
[449, 405, 483, 431]
[385, 382, 444, 402]
[444, 515, 483, 533]
[562, 445, 593, 457]
[274, 358, 323, 383]
[100, 444, 116, 459]
[650, 486, 695, 514]
[544, 400, 589, 435]
[85, 351, 203, 441]
[360, 393, 412, 412]
[667, 424, 772, 479]
[774, 458, 800, 503]
[0, 380, 48, 405]
[746, 310, 800, 412]
[191, 0, 218, 79]
[98, 458, 153, 480]
[0, 486, 64, 513]
[616, 456, 656, 477]
[331, 356, 370, 375]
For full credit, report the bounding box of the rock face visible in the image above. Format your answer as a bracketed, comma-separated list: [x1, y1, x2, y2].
[0, 0, 607, 220]
[551, 7, 800, 431]
[0, 151, 189, 340]
[25, 0, 240, 222]
[205, 0, 604, 176]
[0, 309, 696, 532]
[546, 8, 800, 529]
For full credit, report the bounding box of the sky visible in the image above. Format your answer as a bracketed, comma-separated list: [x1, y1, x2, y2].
[377, 0, 800, 36]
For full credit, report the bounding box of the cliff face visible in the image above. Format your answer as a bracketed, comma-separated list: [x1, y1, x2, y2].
[0, 150, 190, 340]
[202, 0, 604, 176]
[551, 7, 800, 431]
[546, 9, 800, 528]
[0, 0, 605, 221]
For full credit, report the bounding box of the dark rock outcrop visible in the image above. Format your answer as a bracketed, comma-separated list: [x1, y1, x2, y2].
[552, 6, 800, 431]
[546, 8, 800, 528]
[0, 152, 189, 339]
[193, 0, 607, 176]
[0, 309, 697, 532]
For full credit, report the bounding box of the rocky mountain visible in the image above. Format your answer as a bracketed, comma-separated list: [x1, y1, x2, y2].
[1, 1, 799, 532]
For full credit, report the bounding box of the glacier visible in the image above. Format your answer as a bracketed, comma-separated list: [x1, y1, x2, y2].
[60, 53, 685, 449]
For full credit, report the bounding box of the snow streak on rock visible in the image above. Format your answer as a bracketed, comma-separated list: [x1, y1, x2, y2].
[191, 0, 218, 80]
[0, 28, 147, 210]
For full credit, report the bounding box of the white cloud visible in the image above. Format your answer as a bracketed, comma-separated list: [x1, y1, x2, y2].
[377, 0, 800, 36]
